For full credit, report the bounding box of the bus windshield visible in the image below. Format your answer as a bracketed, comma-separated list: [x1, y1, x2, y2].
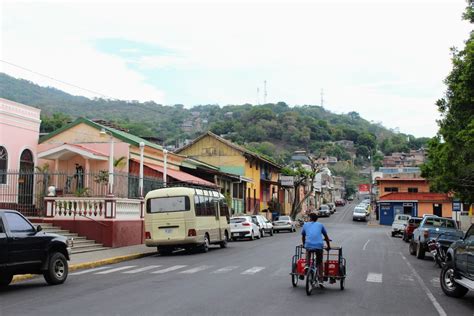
[147, 196, 190, 213]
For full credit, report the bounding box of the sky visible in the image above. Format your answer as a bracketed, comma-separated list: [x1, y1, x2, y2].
[1, 0, 472, 137]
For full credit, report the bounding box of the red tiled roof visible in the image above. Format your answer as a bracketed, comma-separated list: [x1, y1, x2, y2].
[379, 192, 451, 202]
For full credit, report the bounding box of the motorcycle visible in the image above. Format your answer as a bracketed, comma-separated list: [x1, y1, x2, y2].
[427, 233, 447, 268]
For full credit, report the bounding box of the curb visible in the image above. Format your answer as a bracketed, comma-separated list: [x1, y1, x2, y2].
[12, 251, 157, 284]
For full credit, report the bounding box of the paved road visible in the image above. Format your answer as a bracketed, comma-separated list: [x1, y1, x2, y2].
[2, 202, 473, 316]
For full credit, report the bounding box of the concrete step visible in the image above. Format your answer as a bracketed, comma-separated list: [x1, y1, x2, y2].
[72, 239, 96, 245]
[36, 222, 110, 255]
[72, 243, 104, 250]
[71, 246, 110, 254]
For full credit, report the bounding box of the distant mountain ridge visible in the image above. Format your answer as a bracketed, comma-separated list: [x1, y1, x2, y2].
[0, 73, 428, 164]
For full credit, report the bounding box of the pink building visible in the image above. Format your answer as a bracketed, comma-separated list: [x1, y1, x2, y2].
[0, 98, 41, 214]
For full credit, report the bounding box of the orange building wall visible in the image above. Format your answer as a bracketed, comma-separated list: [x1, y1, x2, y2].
[378, 180, 430, 198]
[417, 202, 452, 218]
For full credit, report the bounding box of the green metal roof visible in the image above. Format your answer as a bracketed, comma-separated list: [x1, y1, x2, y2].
[39, 117, 163, 151]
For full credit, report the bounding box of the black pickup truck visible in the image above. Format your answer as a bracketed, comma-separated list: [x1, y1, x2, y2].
[440, 224, 474, 298]
[0, 210, 72, 287]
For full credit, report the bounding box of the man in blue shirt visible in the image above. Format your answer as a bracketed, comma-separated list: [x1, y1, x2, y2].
[301, 212, 331, 281]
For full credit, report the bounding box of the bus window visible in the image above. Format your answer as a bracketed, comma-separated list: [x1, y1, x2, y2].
[147, 196, 190, 213]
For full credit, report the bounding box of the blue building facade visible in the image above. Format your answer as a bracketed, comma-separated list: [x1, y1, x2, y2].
[378, 201, 418, 226]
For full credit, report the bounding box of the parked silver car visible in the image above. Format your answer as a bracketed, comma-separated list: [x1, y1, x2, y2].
[318, 204, 331, 217]
[272, 216, 296, 233]
[251, 215, 274, 237]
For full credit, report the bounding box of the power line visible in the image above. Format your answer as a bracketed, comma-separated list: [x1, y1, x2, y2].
[0, 59, 116, 100]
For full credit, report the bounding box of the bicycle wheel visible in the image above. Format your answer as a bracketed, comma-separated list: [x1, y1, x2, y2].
[305, 269, 314, 296]
[291, 263, 298, 287]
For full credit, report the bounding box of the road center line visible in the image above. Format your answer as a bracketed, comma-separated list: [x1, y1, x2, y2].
[362, 239, 370, 250]
[366, 272, 383, 283]
[399, 252, 447, 316]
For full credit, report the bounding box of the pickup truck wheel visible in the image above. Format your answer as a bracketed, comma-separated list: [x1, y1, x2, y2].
[43, 252, 68, 285]
[416, 242, 425, 260]
[440, 262, 469, 298]
[0, 273, 13, 287]
[409, 240, 416, 255]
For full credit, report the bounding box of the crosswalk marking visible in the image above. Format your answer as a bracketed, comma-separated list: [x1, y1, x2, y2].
[366, 272, 383, 283]
[180, 265, 212, 274]
[211, 266, 239, 274]
[241, 267, 265, 275]
[70, 267, 109, 275]
[95, 266, 136, 274]
[123, 265, 161, 274]
[151, 265, 188, 274]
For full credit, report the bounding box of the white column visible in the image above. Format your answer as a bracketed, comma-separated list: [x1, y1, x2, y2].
[139, 142, 145, 197]
[163, 149, 168, 187]
[108, 135, 114, 196]
[54, 158, 59, 187]
[84, 158, 90, 189]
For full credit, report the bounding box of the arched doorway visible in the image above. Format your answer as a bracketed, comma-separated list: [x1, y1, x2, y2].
[18, 149, 34, 206]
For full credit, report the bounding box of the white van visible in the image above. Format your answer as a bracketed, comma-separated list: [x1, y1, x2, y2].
[144, 187, 230, 255]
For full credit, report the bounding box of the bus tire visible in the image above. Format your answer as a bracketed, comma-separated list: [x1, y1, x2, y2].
[201, 234, 210, 253]
[220, 232, 229, 248]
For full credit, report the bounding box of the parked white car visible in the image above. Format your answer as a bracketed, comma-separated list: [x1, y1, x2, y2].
[230, 216, 261, 240]
[273, 216, 297, 232]
[251, 215, 274, 237]
[391, 214, 411, 237]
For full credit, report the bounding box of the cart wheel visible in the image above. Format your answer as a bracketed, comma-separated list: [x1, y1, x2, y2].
[291, 263, 298, 287]
[340, 277, 345, 290]
[305, 270, 314, 296]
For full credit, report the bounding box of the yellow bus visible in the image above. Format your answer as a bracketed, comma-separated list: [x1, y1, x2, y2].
[144, 187, 231, 255]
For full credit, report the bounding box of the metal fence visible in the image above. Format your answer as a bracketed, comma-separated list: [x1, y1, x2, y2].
[0, 170, 165, 217]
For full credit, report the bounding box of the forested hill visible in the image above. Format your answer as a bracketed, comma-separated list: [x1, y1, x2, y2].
[0, 73, 428, 164]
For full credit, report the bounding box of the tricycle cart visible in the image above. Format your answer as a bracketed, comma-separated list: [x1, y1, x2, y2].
[290, 245, 346, 294]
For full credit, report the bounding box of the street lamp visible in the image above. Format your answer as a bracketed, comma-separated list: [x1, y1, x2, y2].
[100, 128, 114, 196]
[163, 149, 168, 187]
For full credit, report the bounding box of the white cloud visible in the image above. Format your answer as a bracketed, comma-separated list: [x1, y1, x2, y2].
[1, 0, 471, 137]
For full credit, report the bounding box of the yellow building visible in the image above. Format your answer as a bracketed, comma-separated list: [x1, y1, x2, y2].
[176, 132, 285, 214]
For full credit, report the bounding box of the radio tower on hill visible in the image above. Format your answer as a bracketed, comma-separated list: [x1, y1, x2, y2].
[320, 88, 324, 107]
[264, 80, 267, 104]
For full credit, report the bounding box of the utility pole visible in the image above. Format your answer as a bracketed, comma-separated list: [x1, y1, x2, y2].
[264, 80, 267, 104]
[257, 87, 260, 105]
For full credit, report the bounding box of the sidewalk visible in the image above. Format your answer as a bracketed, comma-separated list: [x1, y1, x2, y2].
[367, 211, 381, 227]
[12, 244, 157, 283]
[70, 244, 157, 266]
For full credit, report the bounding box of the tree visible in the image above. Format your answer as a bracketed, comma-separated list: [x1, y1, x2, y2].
[282, 156, 323, 219]
[40, 113, 71, 133]
[422, 1, 474, 203]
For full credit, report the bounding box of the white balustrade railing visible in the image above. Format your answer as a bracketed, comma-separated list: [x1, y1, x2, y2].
[50, 197, 106, 219]
[45, 197, 143, 220]
[115, 198, 142, 219]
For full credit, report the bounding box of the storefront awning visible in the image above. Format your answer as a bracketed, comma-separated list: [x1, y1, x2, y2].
[131, 159, 216, 187]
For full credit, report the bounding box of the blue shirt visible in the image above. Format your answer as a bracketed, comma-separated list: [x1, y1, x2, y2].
[301, 222, 327, 250]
